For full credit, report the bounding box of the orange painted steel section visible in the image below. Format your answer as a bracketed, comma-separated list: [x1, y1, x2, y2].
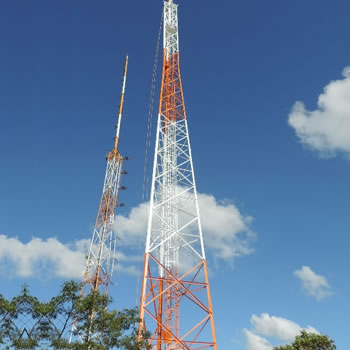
[203, 260, 217, 350]
[139, 253, 217, 349]
[138, 253, 149, 334]
[159, 50, 187, 126]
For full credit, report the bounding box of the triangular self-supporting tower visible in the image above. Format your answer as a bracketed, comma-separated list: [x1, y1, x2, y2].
[138, 2, 217, 349]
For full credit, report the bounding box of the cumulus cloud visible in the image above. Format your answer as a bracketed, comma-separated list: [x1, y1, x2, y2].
[198, 193, 255, 262]
[288, 66, 350, 157]
[0, 191, 255, 278]
[0, 235, 137, 279]
[294, 266, 333, 300]
[244, 329, 273, 350]
[114, 202, 149, 246]
[0, 235, 87, 278]
[114, 191, 255, 265]
[245, 313, 319, 350]
[250, 313, 318, 342]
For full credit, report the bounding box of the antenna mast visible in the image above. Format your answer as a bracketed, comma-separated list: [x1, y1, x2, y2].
[82, 55, 128, 297]
[70, 56, 129, 344]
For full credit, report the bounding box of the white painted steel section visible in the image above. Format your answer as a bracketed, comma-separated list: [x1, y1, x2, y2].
[84, 157, 123, 286]
[163, 1, 179, 59]
[184, 120, 206, 260]
[145, 115, 161, 253]
[116, 56, 128, 140]
[145, 116, 206, 276]
[145, 1, 206, 280]
[70, 157, 123, 343]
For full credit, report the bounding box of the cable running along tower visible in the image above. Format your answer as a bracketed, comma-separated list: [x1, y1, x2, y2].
[139, 2, 217, 349]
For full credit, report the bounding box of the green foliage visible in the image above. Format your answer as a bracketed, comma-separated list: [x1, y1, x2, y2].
[0, 284, 43, 349]
[274, 331, 336, 350]
[0, 281, 149, 350]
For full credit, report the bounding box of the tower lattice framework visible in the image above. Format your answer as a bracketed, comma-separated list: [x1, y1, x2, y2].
[82, 55, 128, 297]
[139, 2, 217, 349]
[70, 56, 129, 343]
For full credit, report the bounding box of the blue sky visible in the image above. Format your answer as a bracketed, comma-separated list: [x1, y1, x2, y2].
[1, 0, 350, 349]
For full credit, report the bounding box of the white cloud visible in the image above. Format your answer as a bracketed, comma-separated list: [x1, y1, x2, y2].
[294, 266, 333, 300]
[0, 191, 255, 278]
[244, 329, 273, 350]
[114, 191, 255, 265]
[0, 235, 137, 279]
[114, 201, 149, 246]
[199, 193, 255, 262]
[250, 313, 318, 342]
[114, 263, 138, 276]
[0, 235, 86, 278]
[245, 313, 319, 350]
[288, 66, 350, 158]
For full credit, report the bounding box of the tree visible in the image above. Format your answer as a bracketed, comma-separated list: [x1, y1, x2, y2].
[274, 331, 336, 350]
[0, 284, 43, 349]
[0, 281, 149, 349]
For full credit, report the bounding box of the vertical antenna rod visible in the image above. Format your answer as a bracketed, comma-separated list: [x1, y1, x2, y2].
[115, 55, 128, 151]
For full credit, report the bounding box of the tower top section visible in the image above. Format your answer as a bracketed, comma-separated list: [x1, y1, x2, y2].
[163, 1, 179, 59]
[108, 55, 128, 161]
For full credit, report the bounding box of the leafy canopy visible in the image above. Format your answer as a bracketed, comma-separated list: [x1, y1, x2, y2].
[0, 281, 148, 350]
[274, 331, 336, 350]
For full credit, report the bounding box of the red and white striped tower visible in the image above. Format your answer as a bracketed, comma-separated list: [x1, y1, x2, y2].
[138, 2, 217, 349]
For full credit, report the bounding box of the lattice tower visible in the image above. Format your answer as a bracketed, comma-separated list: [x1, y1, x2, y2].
[82, 55, 128, 297]
[138, 2, 217, 349]
[70, 55, 129, 342]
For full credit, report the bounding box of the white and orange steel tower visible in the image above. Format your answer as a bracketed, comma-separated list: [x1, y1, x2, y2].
[70, 56, 129, 344]
[82, 55, 128, 298]
[138, 2, 217, 349]
[69, 56, 129, 343]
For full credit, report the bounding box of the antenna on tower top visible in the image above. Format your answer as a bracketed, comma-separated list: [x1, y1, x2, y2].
[113, 54, 129, 153]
